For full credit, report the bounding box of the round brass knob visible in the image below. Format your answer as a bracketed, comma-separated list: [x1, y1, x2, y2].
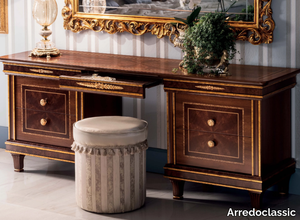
[207, 119, 215, 127]
[40, 118, 47, 126]
[208, 140, 215, 148]
[40, 98, 47, 107]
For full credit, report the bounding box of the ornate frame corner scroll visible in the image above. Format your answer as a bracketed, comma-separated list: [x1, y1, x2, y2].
[62, 0, 274, 45]
[0, 0, 8, 34]
[230, 0, 274, 45]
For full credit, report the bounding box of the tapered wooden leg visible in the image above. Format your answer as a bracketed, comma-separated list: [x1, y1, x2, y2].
[11, 154, 25, 172]
[278, 175, 292, 195]
[249, 191, 263, 210]
[170, 180, 185, 200]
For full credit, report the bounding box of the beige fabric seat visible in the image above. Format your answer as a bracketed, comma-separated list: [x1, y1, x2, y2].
[72, 116, 148, 213]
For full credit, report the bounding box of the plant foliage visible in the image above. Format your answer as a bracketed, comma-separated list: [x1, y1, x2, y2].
[182, 12, 237, 74]
[174, 6, 201, 27]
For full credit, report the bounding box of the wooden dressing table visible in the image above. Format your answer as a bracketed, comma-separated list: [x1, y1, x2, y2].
[1, 50, 299, 209]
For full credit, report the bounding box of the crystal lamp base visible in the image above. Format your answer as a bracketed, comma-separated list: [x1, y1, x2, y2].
[30, 39, 61, 59]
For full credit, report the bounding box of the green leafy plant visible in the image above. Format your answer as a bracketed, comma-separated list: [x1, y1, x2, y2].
[174, 6, 201, 27]
[182, 12, 237, 75]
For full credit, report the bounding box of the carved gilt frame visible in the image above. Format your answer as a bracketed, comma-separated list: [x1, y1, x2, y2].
[0, 0, 8, 34]
[62, 0, 274, 45]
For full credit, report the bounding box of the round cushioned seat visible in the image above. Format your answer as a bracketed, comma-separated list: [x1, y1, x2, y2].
[73, 116, 148, 147]
[72, 116, 148, 214]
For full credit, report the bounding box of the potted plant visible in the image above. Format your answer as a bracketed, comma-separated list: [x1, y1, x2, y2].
[173, 6, 201, 49]
[182, 12, 237, 75]
[174, 1, 237, 76]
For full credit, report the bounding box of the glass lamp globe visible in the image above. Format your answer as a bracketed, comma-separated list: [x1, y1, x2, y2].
[30, 0, 61, 59]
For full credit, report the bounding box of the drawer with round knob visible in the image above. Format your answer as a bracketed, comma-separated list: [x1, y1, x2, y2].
[15, 108, 75, 147]
[175, 92, 252, 137]
[174, 92, 253, 174]
[176, 129, 252, 174]
[24, 110, 67, 134]
[22, 86, 69, 114]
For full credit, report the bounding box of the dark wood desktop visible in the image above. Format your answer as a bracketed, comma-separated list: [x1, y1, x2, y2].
[1, 50, 299, 209]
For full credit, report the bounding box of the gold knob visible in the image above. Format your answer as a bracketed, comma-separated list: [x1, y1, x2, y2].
[208, 140, 215, 148]
[207, 119, 215, 127]
[40, 98, 47, 106]
[40, 118, 47, 126]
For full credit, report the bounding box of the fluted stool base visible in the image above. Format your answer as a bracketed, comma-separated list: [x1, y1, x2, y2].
[72, 140, 148, 213]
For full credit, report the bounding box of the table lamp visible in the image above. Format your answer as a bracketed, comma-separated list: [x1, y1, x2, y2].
[30, 0, 61, 59]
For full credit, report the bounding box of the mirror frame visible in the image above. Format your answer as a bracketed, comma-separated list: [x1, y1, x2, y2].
[0, 0, 8, 34]
[62, 0, 274, 45]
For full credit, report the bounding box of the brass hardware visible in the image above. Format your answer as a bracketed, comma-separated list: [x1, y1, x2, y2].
[30, 69, 54, 74]
[40, 118, 48, 126]
[207, 119, 215, 127]
[40, 98, 47, 106]
[61, 76, 143, 87]
[208, 140, 215, 148]
[76, 82, 124, 90]
[196, 85, 225, 91]
[60, 85, 143, 98]
[14, 168, 24, 172]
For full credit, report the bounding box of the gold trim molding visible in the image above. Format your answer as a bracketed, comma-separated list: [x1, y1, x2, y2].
[62, 0, 274, 45]
[195, 85, 225, 91]
[233, 0, 274, 45]
[30, 69, 54, 74]
[0, 0, 8, 34]
[77, 82, 124, 90]
[5, 150, 74, 163]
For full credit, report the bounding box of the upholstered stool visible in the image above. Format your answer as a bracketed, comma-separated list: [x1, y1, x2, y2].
[71, 116, 148, 213]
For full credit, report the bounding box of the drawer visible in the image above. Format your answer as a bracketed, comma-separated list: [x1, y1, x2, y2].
[176, 129, 252, 174]
[175, 92, 251, 137]
[182, 102, 240, 136]
[164, 78, 263, 98]
[22, 86, 69, 114]
[23, 109, 67, 135]
[15, 77, 76, 115]
[3, 62, 80, 79]
[15, 108, 75, 147]
[59, 74, 161, 99]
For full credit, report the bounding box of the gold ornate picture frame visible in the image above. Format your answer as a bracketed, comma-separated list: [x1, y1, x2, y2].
[0, 0, 8, 34]
[62, 0, 274, 45]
